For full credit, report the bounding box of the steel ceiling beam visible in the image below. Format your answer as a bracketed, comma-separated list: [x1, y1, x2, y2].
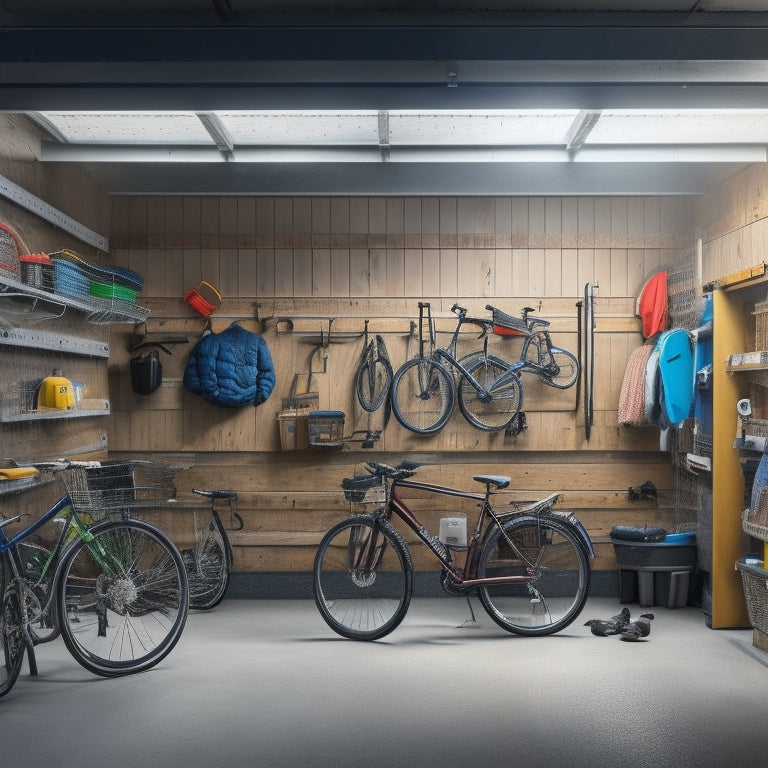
[0, 15, 768, 112]
[67, 160, 741, 196]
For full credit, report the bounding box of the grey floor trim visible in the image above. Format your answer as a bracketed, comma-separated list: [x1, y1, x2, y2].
[228, 570, 621, 599]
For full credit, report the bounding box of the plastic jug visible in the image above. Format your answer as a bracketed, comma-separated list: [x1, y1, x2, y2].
[38, 369, 75, 410]
[439, 517, 468, 547]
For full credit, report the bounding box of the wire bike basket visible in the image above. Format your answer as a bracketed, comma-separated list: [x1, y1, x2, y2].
[60, 461, 181, 516]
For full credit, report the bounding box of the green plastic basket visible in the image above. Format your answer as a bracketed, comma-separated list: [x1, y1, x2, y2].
[89, 280, 138, 303]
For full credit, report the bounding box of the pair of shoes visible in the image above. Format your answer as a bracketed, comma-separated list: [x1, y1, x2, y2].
[584, 607, 631, 636]
[620, 613, 654, 641]
[584, 608, 655, 641]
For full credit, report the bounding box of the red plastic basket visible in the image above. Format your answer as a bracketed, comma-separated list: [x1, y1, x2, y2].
[184, 280, 222, 317]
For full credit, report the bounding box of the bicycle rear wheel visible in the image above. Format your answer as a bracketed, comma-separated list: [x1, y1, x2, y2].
[1, 587, 25, 698]
[56, 519, 189, 677]
[391, 357, 454, 435]
[313, 515, 412, 640]
[540, 348, 580, 389]
[355, 348, 394, 412]
[477, 515, 590, 636]
[184, 528, 230, 611]
[458, 356, 523, 431]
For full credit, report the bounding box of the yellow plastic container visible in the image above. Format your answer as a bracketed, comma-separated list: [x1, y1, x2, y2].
[38, 370, 75, 410]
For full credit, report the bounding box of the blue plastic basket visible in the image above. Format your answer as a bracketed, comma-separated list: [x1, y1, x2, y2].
[52, 258, 90, 299]
[50, 249, 144, 292]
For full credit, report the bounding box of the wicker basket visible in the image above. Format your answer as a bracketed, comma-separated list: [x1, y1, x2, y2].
[0, 223, 21, 278]
[754, 300, 768, 350]
[744, 487, 768, 541]
[737, 559, 768, 634]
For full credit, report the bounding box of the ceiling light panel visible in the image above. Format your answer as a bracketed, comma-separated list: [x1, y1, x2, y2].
[588, 110, 768, 144]
[39, 111, 212, 143]
[219, 111, 379, 145]
[388, 110, 579, 145]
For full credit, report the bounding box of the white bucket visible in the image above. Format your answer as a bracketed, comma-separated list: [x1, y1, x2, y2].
[439, 517, 467, 547]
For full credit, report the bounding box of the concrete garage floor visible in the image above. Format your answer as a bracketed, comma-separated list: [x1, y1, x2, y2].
[2, 597, 768, 768]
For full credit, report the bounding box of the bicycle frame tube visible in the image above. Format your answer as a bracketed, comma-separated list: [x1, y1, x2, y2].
[209, 508, 234, 568]
[433, 311, 493, 395]
[387, 481, 481, 573]
[0, 495, 72, 553]
[387, 477, 587, 588]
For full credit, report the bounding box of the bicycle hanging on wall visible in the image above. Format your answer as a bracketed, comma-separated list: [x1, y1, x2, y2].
[389, 303, 524, 435]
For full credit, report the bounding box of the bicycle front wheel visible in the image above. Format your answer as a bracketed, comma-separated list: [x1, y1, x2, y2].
[391, 357, 454, 435]
[56, 519, 189, 677]
[458, 356, 523, 431]
[477, 515, 590, 636]
[0, 587, 25, 698]
[313, 516, 412, 640]
[184, 530, 230, 611]
[540, 348, 579, 389]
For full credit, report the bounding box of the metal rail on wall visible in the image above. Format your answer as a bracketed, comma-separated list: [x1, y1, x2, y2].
[0, 173, 109, 253]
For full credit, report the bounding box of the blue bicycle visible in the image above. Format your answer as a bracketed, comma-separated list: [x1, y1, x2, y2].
[1, 462, 188, 695]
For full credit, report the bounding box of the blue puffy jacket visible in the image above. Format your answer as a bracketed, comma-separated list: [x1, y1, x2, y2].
[183, 322, 275, 407]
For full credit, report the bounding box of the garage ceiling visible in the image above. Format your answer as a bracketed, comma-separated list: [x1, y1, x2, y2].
[2, 1, 768, 196]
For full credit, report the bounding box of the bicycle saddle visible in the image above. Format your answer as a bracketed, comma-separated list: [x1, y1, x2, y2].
[192, 489, 238, 500]
[473, 475, 510, 490]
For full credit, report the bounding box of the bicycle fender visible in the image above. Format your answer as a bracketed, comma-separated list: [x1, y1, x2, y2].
[353, 514, 414, 572]
[492, 510, 595, 561]
[545, 511, 596, 559]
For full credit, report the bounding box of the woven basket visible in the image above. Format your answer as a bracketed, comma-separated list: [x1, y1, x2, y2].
[744, 487, 768, 541]
[0, 223, 21, 278]
[754, 301, 768, 350]
[737, 559, 768, 634]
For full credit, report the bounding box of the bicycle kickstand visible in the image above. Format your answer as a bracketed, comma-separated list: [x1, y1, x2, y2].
[457, 595, 480, 629]
[25, 633, 38, 676]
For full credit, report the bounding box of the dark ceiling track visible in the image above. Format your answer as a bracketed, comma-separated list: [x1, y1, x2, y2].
[212, 0, 237, 22]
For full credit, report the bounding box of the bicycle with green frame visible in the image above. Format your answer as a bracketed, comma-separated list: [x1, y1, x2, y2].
[1, 462, 188, 695]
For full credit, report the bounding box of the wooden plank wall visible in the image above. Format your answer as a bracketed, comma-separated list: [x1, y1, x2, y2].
[104, 194, 693, 580]
[696, 163, 768, 288]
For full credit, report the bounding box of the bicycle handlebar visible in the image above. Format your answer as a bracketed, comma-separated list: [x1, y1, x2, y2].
[364, 461, 420, 480]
